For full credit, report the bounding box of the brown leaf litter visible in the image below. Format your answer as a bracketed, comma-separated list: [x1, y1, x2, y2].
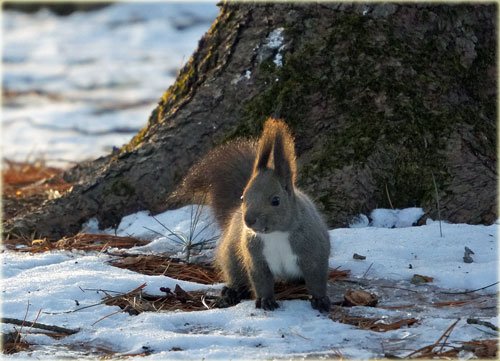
[404, 319, 498, 359]
[330, 312, 419, 332]
[100, 268, 352, 315]
[3, 233, 147, 253]
[109, 255, 221, 284]
[1, 331, 30, 355]
[2, 159, 72, 221]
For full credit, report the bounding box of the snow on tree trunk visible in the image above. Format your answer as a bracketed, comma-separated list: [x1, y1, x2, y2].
[5, 3, 497, 240]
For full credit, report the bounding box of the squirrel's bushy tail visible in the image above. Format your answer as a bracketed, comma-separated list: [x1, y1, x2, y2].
[168, 118, 295, 228]
[168, 139, 257, 228]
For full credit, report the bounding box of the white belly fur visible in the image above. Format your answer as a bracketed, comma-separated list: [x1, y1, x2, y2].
[259, 231, 302, 279]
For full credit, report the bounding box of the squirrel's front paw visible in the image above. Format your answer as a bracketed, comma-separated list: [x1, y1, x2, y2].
[255, 297, 279, 310]
[310, 296, 331, 313]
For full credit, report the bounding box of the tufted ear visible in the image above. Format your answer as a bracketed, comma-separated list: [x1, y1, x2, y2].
[271, 119, 296, 193]
[253, 127, 273, 172]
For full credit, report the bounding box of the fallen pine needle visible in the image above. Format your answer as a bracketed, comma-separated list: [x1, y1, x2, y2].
[91, 309, 125, 326]
[406, 318, 460, 358]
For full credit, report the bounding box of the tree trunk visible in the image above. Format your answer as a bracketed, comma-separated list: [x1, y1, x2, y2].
[5, 3, 497, 240]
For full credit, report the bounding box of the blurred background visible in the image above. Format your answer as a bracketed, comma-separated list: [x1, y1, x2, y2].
[2, 1, 219, 168]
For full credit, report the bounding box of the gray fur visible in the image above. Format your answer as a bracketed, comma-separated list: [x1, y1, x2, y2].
[174, 118, 331, 312]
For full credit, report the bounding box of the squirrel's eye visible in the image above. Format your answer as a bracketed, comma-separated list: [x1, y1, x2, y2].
[271, 196, 280, 207]
[240, 194, 244, 201]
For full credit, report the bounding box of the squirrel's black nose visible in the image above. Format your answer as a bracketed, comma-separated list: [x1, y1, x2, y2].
[244, 214, 257, 228]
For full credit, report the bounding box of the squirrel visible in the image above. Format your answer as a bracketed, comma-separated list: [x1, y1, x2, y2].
[170, 118, 331, 312]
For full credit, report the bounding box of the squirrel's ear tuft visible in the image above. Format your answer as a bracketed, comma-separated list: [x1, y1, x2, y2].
[254, 126, 274, 171]
[254, 118, 297, 190]
[270, 118, 296, 192]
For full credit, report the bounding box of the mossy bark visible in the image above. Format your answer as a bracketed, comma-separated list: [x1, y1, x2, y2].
[5, 3, 497, 240]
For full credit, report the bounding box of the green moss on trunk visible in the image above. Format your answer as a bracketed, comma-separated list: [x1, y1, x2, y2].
[234, 5, 493, 212]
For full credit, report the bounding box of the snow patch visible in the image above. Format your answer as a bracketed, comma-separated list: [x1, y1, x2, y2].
[266, 27, 285, 67]
[349, 207, 424, 228]
[231, 69, 252, 85]
[370, 207, 425, 228]
[82, 205, 220, 262]
[348, 213, 370, 228]
[332, 221, 498, 291]
[267, 28, 284, 49]
[84, 205, 218, 241]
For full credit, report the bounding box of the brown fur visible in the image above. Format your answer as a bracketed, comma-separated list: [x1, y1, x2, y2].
[168, 139, 256, 228]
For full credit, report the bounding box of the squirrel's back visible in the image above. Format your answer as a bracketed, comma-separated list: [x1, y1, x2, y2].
[169, 139, 257, 228]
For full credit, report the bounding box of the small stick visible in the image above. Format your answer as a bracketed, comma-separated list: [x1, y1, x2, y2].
[440, 281, 499, 295]
[91, 308, 125, 326]
[142, 226, 165, 238]
[406, 318, 459, 357]
[2, 318, 78, 335]
[43, 283, 147, 315]
[438, 319, 460, 353]
[26, 309, 42, 337]
[19, 301, 30, 333]
[42, 301, 105, 315]
[385, 183, 394, 209]
[466, 318, 499, 332]
[362, 262, 374, 278]
[434, 319, 460, 349]
[79, 287, 122, 294]
[431, 172, 443, 237]
[379, 285, 418, 293]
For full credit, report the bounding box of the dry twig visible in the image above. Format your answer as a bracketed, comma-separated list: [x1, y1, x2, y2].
[1, 317, 78, 335]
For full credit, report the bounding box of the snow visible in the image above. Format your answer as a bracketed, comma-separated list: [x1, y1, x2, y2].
[2, 2, 219, 167]
[2, 206, 498, 359]
[265, 27, 285, 67]
[350, 207, 425, 228]
[267, 28, 284, 49]
[370, 207, 425, 228]
[332, 219, 498, 291]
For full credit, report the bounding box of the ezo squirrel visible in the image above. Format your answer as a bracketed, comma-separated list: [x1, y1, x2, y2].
[170, 118, 331, 312]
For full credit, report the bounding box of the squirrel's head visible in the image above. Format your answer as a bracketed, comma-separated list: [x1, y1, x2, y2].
[241, 118, 297, 234]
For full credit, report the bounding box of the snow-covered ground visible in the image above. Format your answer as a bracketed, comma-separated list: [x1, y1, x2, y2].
[2, 206, 498, 359]
[2, 2, 219, 167]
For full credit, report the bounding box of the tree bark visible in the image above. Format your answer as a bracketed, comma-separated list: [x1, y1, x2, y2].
[5, 3, 497, 240]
